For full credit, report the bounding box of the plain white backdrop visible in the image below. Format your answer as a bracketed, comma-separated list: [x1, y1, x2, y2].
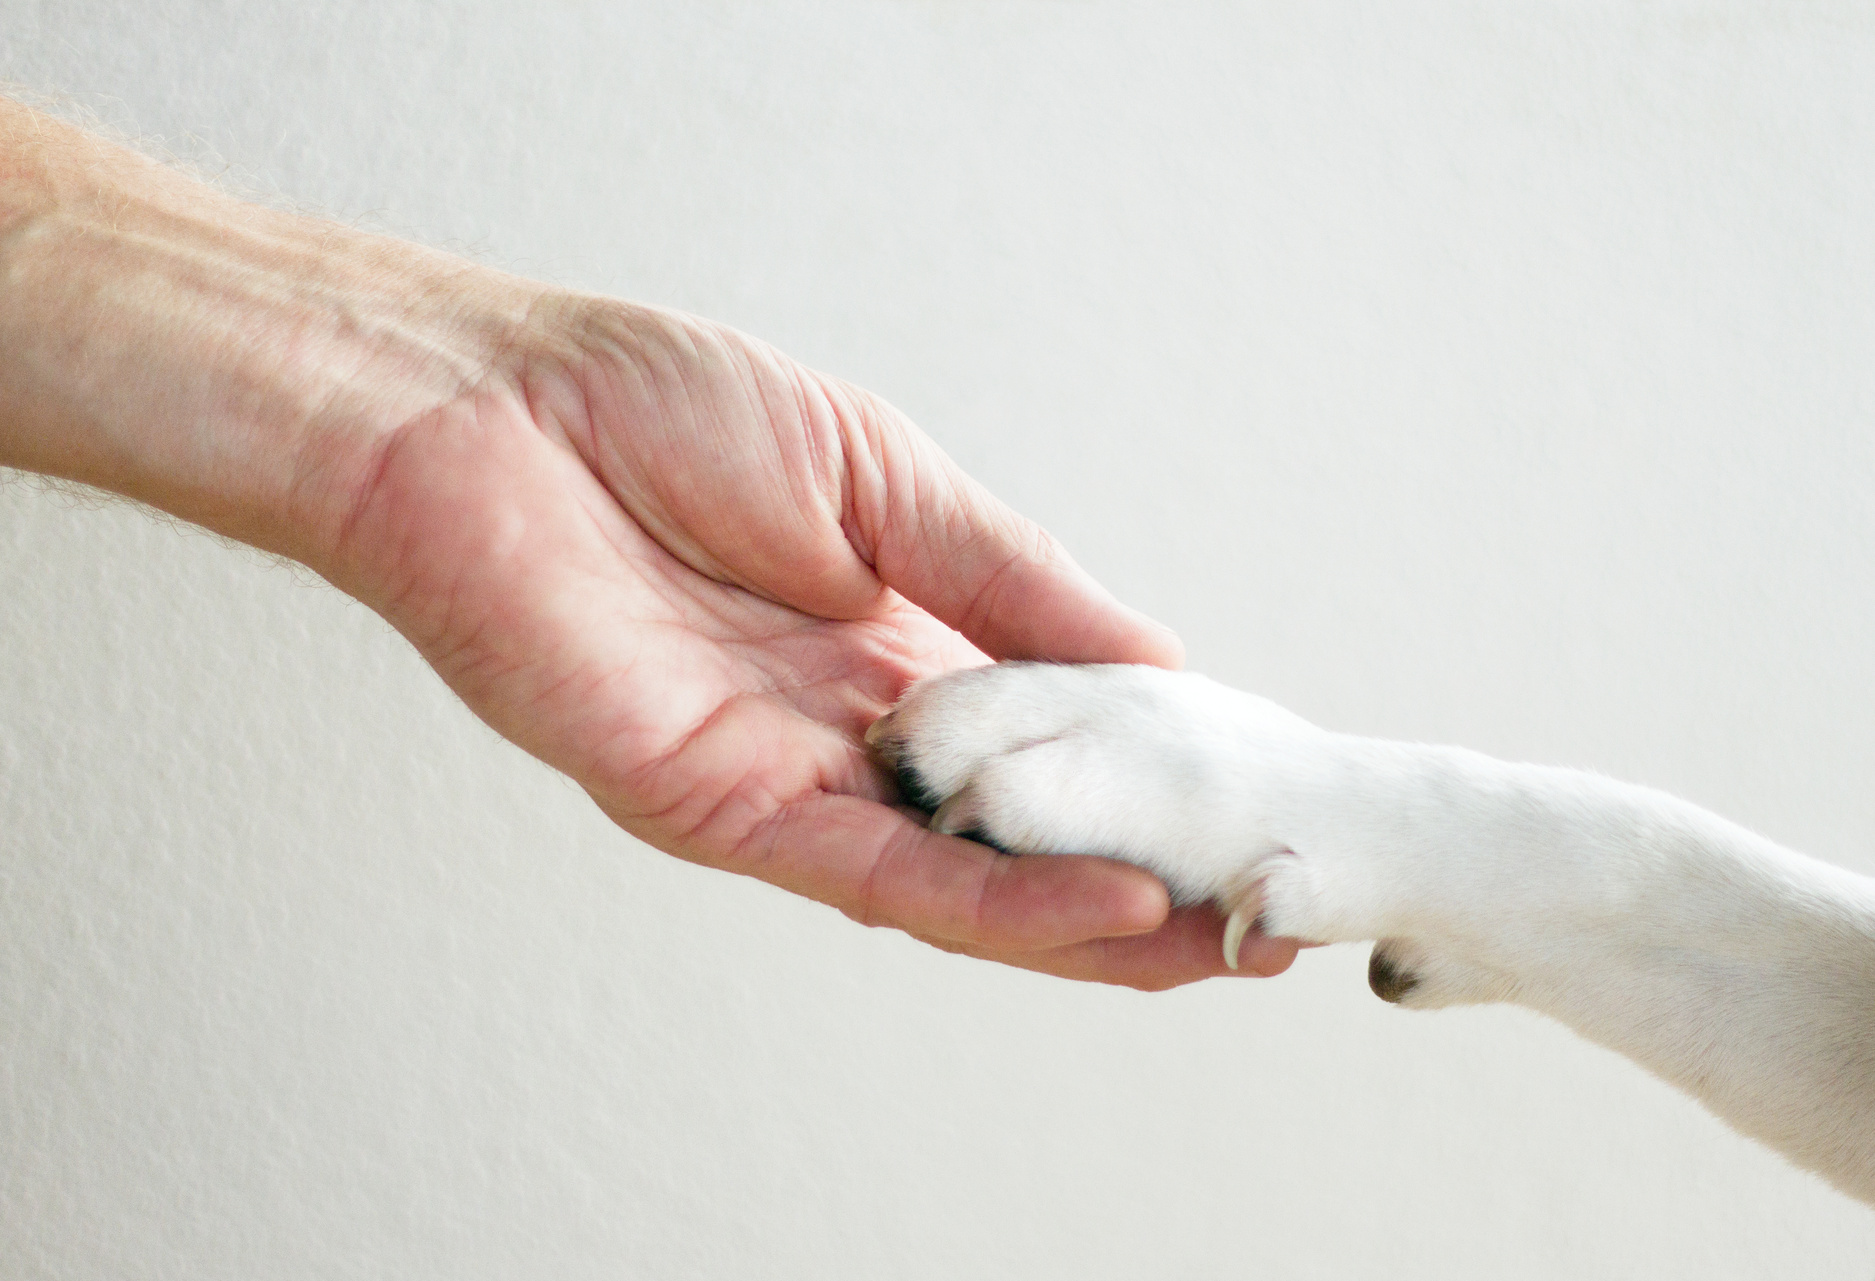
[5, 2, 1875, 1276]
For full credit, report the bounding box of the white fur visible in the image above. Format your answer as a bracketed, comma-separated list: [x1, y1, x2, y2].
[868, 662, 1875, 1204]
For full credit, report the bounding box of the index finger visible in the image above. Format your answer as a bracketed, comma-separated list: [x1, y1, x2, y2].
[838, 395, 1184, 668]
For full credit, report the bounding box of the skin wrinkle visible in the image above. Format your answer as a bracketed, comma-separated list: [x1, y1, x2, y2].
[598, 368, 681, 552]
[324, 396, 494, 594]
[851, 600, 934, 669]
[508, 305, 589, 455]
[610, 687, 783, 827]
[903, 458, 1049, 654]
[762, 672, 891, 741]
[833, 384, 894, 570]
[664, 556, 792, 641]
[713, 627, 923, 739]
[517, 378, 729, 628]
[618, 329, 757, 594]
[332, 429, 438, 621]
[563, 631, 723, 776]
[698, 610, 896, 735]
[722, 741, 874, 860]
[629, 702, 877, 858]
[607, 701, 749, 828]
[564, 457, 656, 576]
[502, 630, 659, 763]
[733, 794, 869, 908]
[778, 371, 853, 563]
[849, 815, 962, 932]
[720, 796, 803, 883]
[971, 852, 1030, 944]
[433, 558, 657, 716]
[955, 541, 1038, 656]
[694, 779, 790, 864]
[787, 366, 842, 543]
[283, 334, 401, 549]
[840, 390, 906, 572]
[719, 332, 857, 606]
[867, 412, 931, 588]
[599, 497, 733, 625]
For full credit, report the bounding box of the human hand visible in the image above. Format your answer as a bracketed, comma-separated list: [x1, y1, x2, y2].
[0, 98, 1298, 986]
[313, 296, 1300, 987]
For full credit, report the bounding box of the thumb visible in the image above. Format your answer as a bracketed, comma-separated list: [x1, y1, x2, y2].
[845, 390, 1183, 667]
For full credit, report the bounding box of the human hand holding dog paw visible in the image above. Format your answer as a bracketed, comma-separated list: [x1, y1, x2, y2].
[319, 298, 1304, 989]
[0, 98, 1298, 992]
[868, 662, 1349, 970]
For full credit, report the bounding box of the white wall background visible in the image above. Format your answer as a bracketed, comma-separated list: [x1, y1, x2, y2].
[5, 2, 1875, 1276]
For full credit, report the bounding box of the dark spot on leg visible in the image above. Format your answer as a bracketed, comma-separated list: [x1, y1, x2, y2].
[1368, 946, 1420, 1004]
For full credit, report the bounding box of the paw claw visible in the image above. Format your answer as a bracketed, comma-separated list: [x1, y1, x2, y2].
[929, 784, 980, 838]
[863, 712, 896, 752]
[1223, 904, 1253, 970]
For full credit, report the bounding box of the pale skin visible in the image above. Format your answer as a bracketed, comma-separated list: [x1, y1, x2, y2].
[0, 98, 1299, 988]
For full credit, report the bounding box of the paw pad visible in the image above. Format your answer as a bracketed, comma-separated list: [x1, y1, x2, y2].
[1367, 945, 1420, 1003]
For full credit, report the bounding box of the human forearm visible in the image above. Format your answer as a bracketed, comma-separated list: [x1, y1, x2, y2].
[0, 97, 539, 568]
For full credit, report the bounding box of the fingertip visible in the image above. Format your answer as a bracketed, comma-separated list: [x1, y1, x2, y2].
[1105, 864, 1174, 936]
[984, 563, 1187, 671]
[1240, 932, 1302, 978]
[1031, 566, 1184, 670]
[1121, 612, 1185, 671]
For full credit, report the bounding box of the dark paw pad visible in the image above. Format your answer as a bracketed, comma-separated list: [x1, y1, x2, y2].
[1367, 947, 1420, 1004]
[891, 759, 944, 813]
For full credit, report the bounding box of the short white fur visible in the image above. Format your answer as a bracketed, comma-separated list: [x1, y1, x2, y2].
[867, 662, 1875, 1204]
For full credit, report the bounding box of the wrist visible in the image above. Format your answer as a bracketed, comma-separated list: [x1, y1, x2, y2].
[0, 99, 546, 572]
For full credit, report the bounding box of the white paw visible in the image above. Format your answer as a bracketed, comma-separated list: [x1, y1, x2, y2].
[867, 662, 1344, 967]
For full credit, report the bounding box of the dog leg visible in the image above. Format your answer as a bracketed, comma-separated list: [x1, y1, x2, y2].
[869, 661, 1875, 1203]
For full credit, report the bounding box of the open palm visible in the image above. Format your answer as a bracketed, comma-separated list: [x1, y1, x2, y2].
[324, 296, 1297, 988]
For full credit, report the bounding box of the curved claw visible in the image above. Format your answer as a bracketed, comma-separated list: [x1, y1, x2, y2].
[864, 712, 896, 751]
[1223, 905, 1254, 970]
[929, 784, 979, 838]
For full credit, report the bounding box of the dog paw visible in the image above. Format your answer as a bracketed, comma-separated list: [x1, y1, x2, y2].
[866, 662, 1333, 966]
[870, 662, 1563, 1010]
